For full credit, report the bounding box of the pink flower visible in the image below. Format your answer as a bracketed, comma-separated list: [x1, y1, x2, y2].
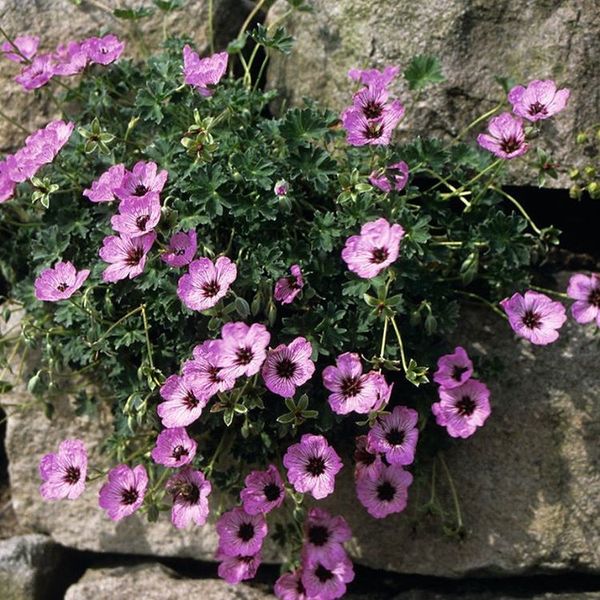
[177, 256, 237, 311]
[110, 195, 161, 237]
[216, 322, 271, 379]
[500, 290, 567, 345]
[39, 439, 87, 501]
[566, 273, 600, 326]
[353, 435, 383, 481]
[283, 434, 343, 500]
[508, 80, 570, 122]
[0, 162, 16, 203]
[274, 264, 304, 305]
[166, 467, 211, 529]
[342, 217, 404, 279]
[115, 161, 168, 203]
[342, 101, 404, 146]
[52, 41, 88, 76]
[355, 463, 412, 518]
[216, 507, 268, 557]
[352, 84, 392, 120]
[14, 53, 54, 90]
[369, 371, 393, 412]
[98, 464, 148, 521]
[99, 232, 156, 283]
[83, 164, 126, 203]
[216, 550, 261, 585]
[157, 373, 209, 428]
[34, 260, 90, 302]
[322, 352, 379, 415]
[161, 230, 197, 268]
[1, 35, 40, 62]
[477, 112, 528, 159]
[367, 406, 419, 466]
[302, 508, 352, 564]
[369, 161, 409, 193]
[274, 569, 308, 600]
[27, 120, 74, 157]
[150, 427, 197, 468]
[83, 34, 124, 65]
[182, 340, 236, 399]
[431, 378, 491, 438]
[301, 554, 355, 600]
[274, 179, 289, 196]
[240, 464, 285, 515]
[433, 346, 474, 389]
[347, 65, 399, 87]
[261, 336, 315, 398]
[183, 45, 228, 96]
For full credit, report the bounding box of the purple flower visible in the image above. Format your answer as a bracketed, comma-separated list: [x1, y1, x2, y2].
[115, 161, 168, 203]
[52, 41, 88, 76]
[240, 464, 285, 515]
[34, 260, 90, 302]
[99, 232, 156, 283]
[302, 508, 351, 564]
[353, 435, 383, 481]
[355, 463, 412, 518]
[83, 34, 124, 65]
[433, 346, 474, 389]
[1, 35, 39, 62]
[166, 467, 211, 529]
[274, 264, 304, 305]
[508, 79, 570, 122]
[182, 340, 236, 399]
[216, 507, 268, 557]
[161, 230, 197, 268]
[369, 161, 409, 193]
[216, 550, 261, 585]
[274, 179, 289, 196]
[261, 336, 315, 398]
[39, 439, 87, 501]
[352, 84, 392, 120]
[301, 554, 355, 600]
[432, 378, 491, 438]
[477, 112, 528, 159]
[111, 195, 161, 237]
[150, 427, 197, 468]
[28, 120, 74, 157]
[274, 570, 308, 600]
[367, 406, 419, 466]
[177, 256, 237, 311]
[0, 162, 16, 203]
[342, 101, 404, 146]
[216, 322, 271, 379]
[369, 371, 393, 412]
[347, 65, 399, 87]
[14, 53, 54, 90]
[83, 164, 126, 203]
[157, 373, 209, 428]
[283, 434, 342, 500]
[183, 45, 228, 96]
[342, 217, 404, 279]
[500, 290, 567, 345]
[322, 352, 379, 415]
[567, 273, 600, 326]
[98, 464, 148, 521]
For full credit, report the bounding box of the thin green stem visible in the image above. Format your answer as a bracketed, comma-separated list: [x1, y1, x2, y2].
[389, 316, 409, 373]
[379, 316, 389, 360]
[440, 159, 503, 201]
[490, 185, 543, 236]
[205, 431, 230, 476]
[455, 290, 507, 319]
[529, 284, 570, 300]
[140, 304, 154, 371]
[207, 0, 215, 54]
[438, 454, 463, 532]
[451, 102, 503, 145]
[0, 108, 30, 133]
[150, 467, 171, 495]
[422, 168, 471, 208]
[92, 305, 144, 346]
[238, 0, 267, 40]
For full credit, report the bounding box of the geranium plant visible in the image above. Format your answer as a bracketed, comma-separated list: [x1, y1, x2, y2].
[0, 2, 596, 597]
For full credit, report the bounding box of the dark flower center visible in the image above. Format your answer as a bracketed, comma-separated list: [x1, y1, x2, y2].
[500, 136, 522, 154]
[263, 483, 281, 502]
[363, 100, 384, 119]
[134, 184, 148, 196]
[63, 465, 81, 485]
[455, 395, 476, 416]
[135, 214, 150, 231]
[522, 310, 542, 329]
[183, 391, 199, 409]
[275, 357, 297, 379]
[365, 122, 384, 139]
[371, 247, 389, 264]
[172, 481, 200, 504]
[528, 101, 547, 116]
[174, 247, 186, 256]
[385, 428, 405, 446]
[287, 275, 301, 290]
[56, 282, 69, 292]
[306, 456, 326, 477]
[236, 347, 254, 366]
[315, 564, 334, 583]
[588, 288, 600, 307]
[452, 365, 469, 381]
[340, 376, 363, 398]
[121, 487, 139, 505]
[376, 480, 396, 502]
[201, 279, 220, 298]
[125, 246, 144, 266]
[354, 445, 376, 466]
[238, 522, 255, 542]
[208, 366, 222, 384]
[172, 444, 189, 461]
[308, 525, 329, 546]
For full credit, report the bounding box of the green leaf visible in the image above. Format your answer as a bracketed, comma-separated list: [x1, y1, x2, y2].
[404, 55, 445, 91]
[113, 7, 154, 19]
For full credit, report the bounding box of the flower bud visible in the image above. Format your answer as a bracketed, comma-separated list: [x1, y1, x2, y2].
[569, 184, 582, 200]
[583, 166, 596, 179]
[586, 181, 600, 199]
[576, 132, 588, 144]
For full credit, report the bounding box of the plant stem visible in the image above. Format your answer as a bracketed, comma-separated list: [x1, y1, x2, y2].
[529, 284, 570, 300]
[490, 185, 543, 236]
[455, 289, 507, 319]
[0, 108, 30, 133]
[451, 102, 503, 144]
[238, 0, 267, 40]
[440, 159, 503, 201]
[140, 304, 155, 371]
[379, 316, 389, 360]
[92, 305, 144, 346]
[389, 316, 409, 373]
[438, 453, 463, 532]
[207, 0, 215, 54]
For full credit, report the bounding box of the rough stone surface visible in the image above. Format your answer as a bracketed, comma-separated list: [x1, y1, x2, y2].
[0, 534, 65, 600]
[267, 0, 600, 188]
[392, 595, 600, 600]
[321, 274, 600, 576]
[64, 563, 274, 600]
[0, 0, 251, 151]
